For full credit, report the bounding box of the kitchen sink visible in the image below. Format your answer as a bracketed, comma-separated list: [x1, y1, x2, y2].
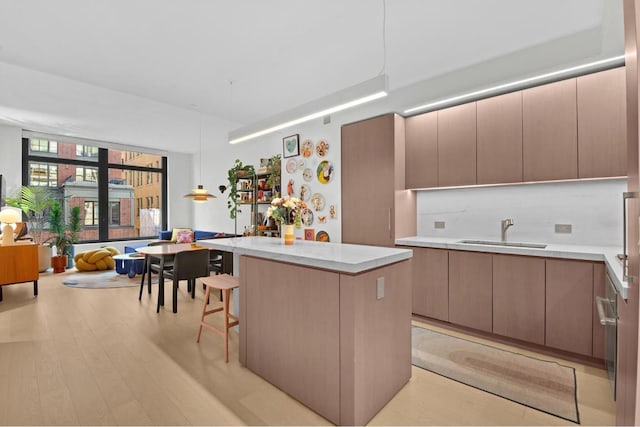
[458, 239, 547, 249]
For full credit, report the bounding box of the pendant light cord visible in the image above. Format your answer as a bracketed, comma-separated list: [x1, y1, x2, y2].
[378, 0, 386, 76]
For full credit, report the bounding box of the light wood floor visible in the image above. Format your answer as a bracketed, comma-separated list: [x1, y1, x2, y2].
[0, 270, 615, 426]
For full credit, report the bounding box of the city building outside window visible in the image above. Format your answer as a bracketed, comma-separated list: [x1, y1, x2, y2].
[23, 136, 166, 242]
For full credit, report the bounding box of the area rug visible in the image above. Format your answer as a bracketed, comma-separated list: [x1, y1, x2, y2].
[61, 270, 156, 289]
[412, 326, 579, 423]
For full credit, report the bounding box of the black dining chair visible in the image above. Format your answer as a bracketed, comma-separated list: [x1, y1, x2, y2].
[139, 241, 175, 301]
[159, 248, 210, 313]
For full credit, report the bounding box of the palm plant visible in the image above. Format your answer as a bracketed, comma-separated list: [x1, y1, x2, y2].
[5, 185, 55, 245]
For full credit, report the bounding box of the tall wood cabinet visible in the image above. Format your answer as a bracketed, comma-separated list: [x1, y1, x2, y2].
[341, 114, 416, 246]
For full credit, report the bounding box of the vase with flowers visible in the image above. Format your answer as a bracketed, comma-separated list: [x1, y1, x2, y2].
[266, 196, 306, 245]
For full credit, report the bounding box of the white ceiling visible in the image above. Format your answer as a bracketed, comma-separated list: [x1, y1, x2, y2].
[0, 0, 624, 152]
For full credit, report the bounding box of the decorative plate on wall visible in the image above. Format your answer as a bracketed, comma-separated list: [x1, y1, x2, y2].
[310, 193, 325, 211]
[316, 230, 330, 242]
[316, 161, 334, 184]
[286, 159, 297, 174]
[302, 168, 313, 182]
[301, 208, 314, 226]
[315, 140, 329, 157]
[299, 184, 311, 201]
[301, 139, 314, 157]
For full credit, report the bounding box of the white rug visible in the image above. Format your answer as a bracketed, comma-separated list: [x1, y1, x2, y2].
[61, 270, 155, 288]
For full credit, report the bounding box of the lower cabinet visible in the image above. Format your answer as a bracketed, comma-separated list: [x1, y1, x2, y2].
[411, 247, 449, 321]
[545, 259, 594, 356]
[449, 251, 493, 332]
[492, 254, 546, 345]
[409, 246, 606, 359]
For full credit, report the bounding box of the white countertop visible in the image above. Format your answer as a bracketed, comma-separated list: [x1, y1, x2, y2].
[396, 236, 627, 299]
[198, 236, 413, 274]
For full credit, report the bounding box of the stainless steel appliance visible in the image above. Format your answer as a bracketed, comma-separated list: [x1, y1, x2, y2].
[596, 272, 619, 399]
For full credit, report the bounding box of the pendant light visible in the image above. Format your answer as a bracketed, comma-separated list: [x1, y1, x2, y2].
[184, 110, 216, 202]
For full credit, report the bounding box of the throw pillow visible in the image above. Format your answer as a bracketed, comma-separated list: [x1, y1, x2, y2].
[171, 227, 192, 242]
[176, 229, 194, 243]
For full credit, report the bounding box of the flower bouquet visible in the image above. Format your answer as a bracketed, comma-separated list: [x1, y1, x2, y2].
[266, 196, 306, 245]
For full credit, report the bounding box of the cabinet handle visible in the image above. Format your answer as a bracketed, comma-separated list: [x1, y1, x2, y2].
[596, 296, 617, 326]
[388, 208, 392, 238]
[623, 192, 637, 282]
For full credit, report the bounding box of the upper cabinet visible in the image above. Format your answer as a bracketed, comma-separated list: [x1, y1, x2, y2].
[405, 112, 438, 188]
[404, 67, 626, 189]
[577, 67, 626, 178]
[476, 91, 523, 184]
[522, 78, 578, 182]
[437, 103, 477, 187]
[341, 113, 416, 247]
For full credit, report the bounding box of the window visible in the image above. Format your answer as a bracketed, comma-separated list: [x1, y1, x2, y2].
[76, 145, 98, 158]
[84, 201, 98, 226]
[29, 162, 57, 186]
[30, 139, 57, 154]
[110, 202, 120, 225]
[76, 166, 98, 182]
[23, 137, 166, 242]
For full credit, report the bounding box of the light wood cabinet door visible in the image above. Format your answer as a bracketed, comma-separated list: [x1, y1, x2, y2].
[592, 262, 606, 360]
[437, 103, 477, 187]
[545, 259, 594, 356]
[448, 250, 492, 332]
[522, 78, 578, 181]
[492, 254, 545, 345]
[411, 247, 448, 321]
[476, 91, 523, 184]
[405, 112, 438, 189]
[577, 66, 626, 178]
[341, 114, 395, 247]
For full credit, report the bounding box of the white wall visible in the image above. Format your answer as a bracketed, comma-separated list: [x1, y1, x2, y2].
[0, 124, 25, 200]
[416, 178, 626, 247]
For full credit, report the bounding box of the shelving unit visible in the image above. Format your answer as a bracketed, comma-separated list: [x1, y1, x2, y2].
[235, 173, 280, 237]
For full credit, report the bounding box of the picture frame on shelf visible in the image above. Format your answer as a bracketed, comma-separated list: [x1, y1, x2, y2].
[283, 134, 300, 158]
[304, 228, 315, 241]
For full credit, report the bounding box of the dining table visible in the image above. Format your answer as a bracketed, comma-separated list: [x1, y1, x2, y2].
[136, 242, 234, 313]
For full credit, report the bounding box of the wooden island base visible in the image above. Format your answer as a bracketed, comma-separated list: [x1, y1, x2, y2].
[239, 255, 412, 426]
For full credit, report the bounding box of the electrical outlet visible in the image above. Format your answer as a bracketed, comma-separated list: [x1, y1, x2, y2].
[434, 221, 445, 229]
[555, 224, 572, 234]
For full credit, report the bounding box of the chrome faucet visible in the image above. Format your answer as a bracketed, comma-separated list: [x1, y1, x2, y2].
[500, 218, 514, 242]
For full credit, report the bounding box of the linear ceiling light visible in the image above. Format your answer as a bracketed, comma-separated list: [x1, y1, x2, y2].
[404, 55, 625, 115]
[228, 74, 388, 144]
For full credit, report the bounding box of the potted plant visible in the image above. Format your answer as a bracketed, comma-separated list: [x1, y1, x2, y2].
[48, 202, 82, 273]
[265, 154, 281, 196]
[227, 159, 255, 220]
[5, 185, 55, 272]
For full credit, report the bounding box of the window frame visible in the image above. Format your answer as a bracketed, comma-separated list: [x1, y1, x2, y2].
[22, 138, 168, 243]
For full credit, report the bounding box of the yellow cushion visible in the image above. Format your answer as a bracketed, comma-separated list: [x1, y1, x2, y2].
[171, 228, 192, 242]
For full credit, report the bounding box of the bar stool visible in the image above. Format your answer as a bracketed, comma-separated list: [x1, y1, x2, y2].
[196, 274, 239, 362]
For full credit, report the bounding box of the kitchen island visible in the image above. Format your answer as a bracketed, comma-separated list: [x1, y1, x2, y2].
[199, 236, 413, 425]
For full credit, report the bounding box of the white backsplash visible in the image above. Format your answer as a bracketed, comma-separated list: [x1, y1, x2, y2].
[416, 178, 626, 247]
